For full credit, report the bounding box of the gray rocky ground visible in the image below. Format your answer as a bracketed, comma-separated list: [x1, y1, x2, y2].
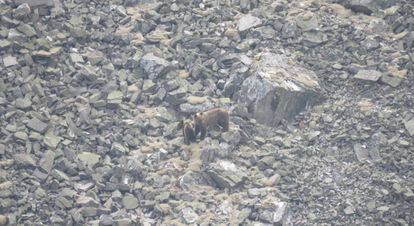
[0, 0, 413, 225]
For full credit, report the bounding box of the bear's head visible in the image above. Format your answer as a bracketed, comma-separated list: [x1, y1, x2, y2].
[193, 112, 204, 124]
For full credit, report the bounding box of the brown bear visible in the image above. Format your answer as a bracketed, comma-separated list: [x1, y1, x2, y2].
[193, 108, 229, 140]
[182, 120, 196, 145]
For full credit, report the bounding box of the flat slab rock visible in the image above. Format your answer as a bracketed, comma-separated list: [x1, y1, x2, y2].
[238, 14, 262, 32]
[206, 160, 247, 189]
[354, 69, 382, 82]
[404, 119, 414, 136]
[234, 52, 323, 127]
[27, 117, 48, 134]
[13, 0, 54, 7]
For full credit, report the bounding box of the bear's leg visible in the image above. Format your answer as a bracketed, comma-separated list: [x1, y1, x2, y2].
[220, 114, 229, 132]
[200, 126, 207, 140]
[194, 124, 200, 137]
[184, 134, 189, 144]
[188, 128, 196, 143]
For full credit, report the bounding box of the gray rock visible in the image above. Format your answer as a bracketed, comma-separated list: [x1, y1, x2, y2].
[33, 168, 48, 181]
[2, 16, 20, 27]
[257, 200, 289, 224]
[0, 215, 7, 226]
[14, 131, 28, 141]
[349, 0, 377, 15]
[362, 37, 379, 50]
[353, 143, 370, 162]
[78, 152, 100, 168]
[122, 195, 139, 210]
[181, 207, 199, 224]
[107, 91, 123, 107]
[111, 142, 128, 156]
[179, 102, 215, 114]
[52, 169, 70, 181]
[281, 21, 299, 39]
[200, 146, 219, 166]
[376, 206, 390, 212]
[190, 63, 214, 79]
[253, 26, 277, 40]
[368, 133, 382, 162]
[404, 188, 414, 198]
[179, 171, 207, 190]
[221, 130, 242, 146]
[3, 56, 18, 67]
[155, 191, 170, 202]
[140, 53, 173, 79]
[223, 73, 246, 98]
[381, 74, 402, 87]
[404, 119, 414, 136]
[303, 31, 328, 46]
[239, 0, 251, 12]
[70, 53, 84, 63]
[307, 130, 321, 141]
[85, 50, 105, 65]
[38, 150, 55, 174]
[113, 218, 133, 226]
[0, 40, 11, 49]
[170, 3, 179, 11]
[13, 3, 31, 18]
[344, 205, 355, 215]
[7, 29, 24, 40]
[56, 196, 73, 209]
[142, 79, 157, 93]
[43, 133, 62, 149]
[33, 188, 45, 201]
[17, 24, 36, 37]
[27, 117, 48, 134]
[295, 12, 319, 31]
[248, 188, 267, 197]
[14, 154, 36, 167]
[13, 0, 54, 7]
[367, 201, 376, 212]
[165, 87, 188, 106]
[0, 144, 5, 155]
[154, 107, 175, 123]
[32, 47, 61, 58]
[354, 70, 382, 82]
[76, 195, 99, 207]
[234, 52, 322, 127]
[50, 215, 64, 224]
[238, 14, 262, 32]
[206, 160, 247, 189]
[392, 183, 403, 194]
[15, 98, 31, 109]
[99, 215, 113, 226]
[81, 207, 98, 217]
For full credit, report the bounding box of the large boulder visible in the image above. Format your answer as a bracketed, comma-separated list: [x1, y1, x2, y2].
[234, 52, 323, 127]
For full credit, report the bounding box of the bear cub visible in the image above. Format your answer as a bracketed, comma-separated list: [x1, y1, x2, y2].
[182, 120, 196, 145]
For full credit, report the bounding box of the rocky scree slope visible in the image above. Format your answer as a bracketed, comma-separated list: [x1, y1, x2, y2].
[0, 0, 413, 225]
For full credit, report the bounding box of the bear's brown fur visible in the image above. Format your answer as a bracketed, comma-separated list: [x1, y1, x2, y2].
[182, 120, 196, 145]
[193, 108, 229, 140]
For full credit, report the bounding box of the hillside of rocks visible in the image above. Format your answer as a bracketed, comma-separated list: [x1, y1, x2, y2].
[0, 0, 413, 225]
